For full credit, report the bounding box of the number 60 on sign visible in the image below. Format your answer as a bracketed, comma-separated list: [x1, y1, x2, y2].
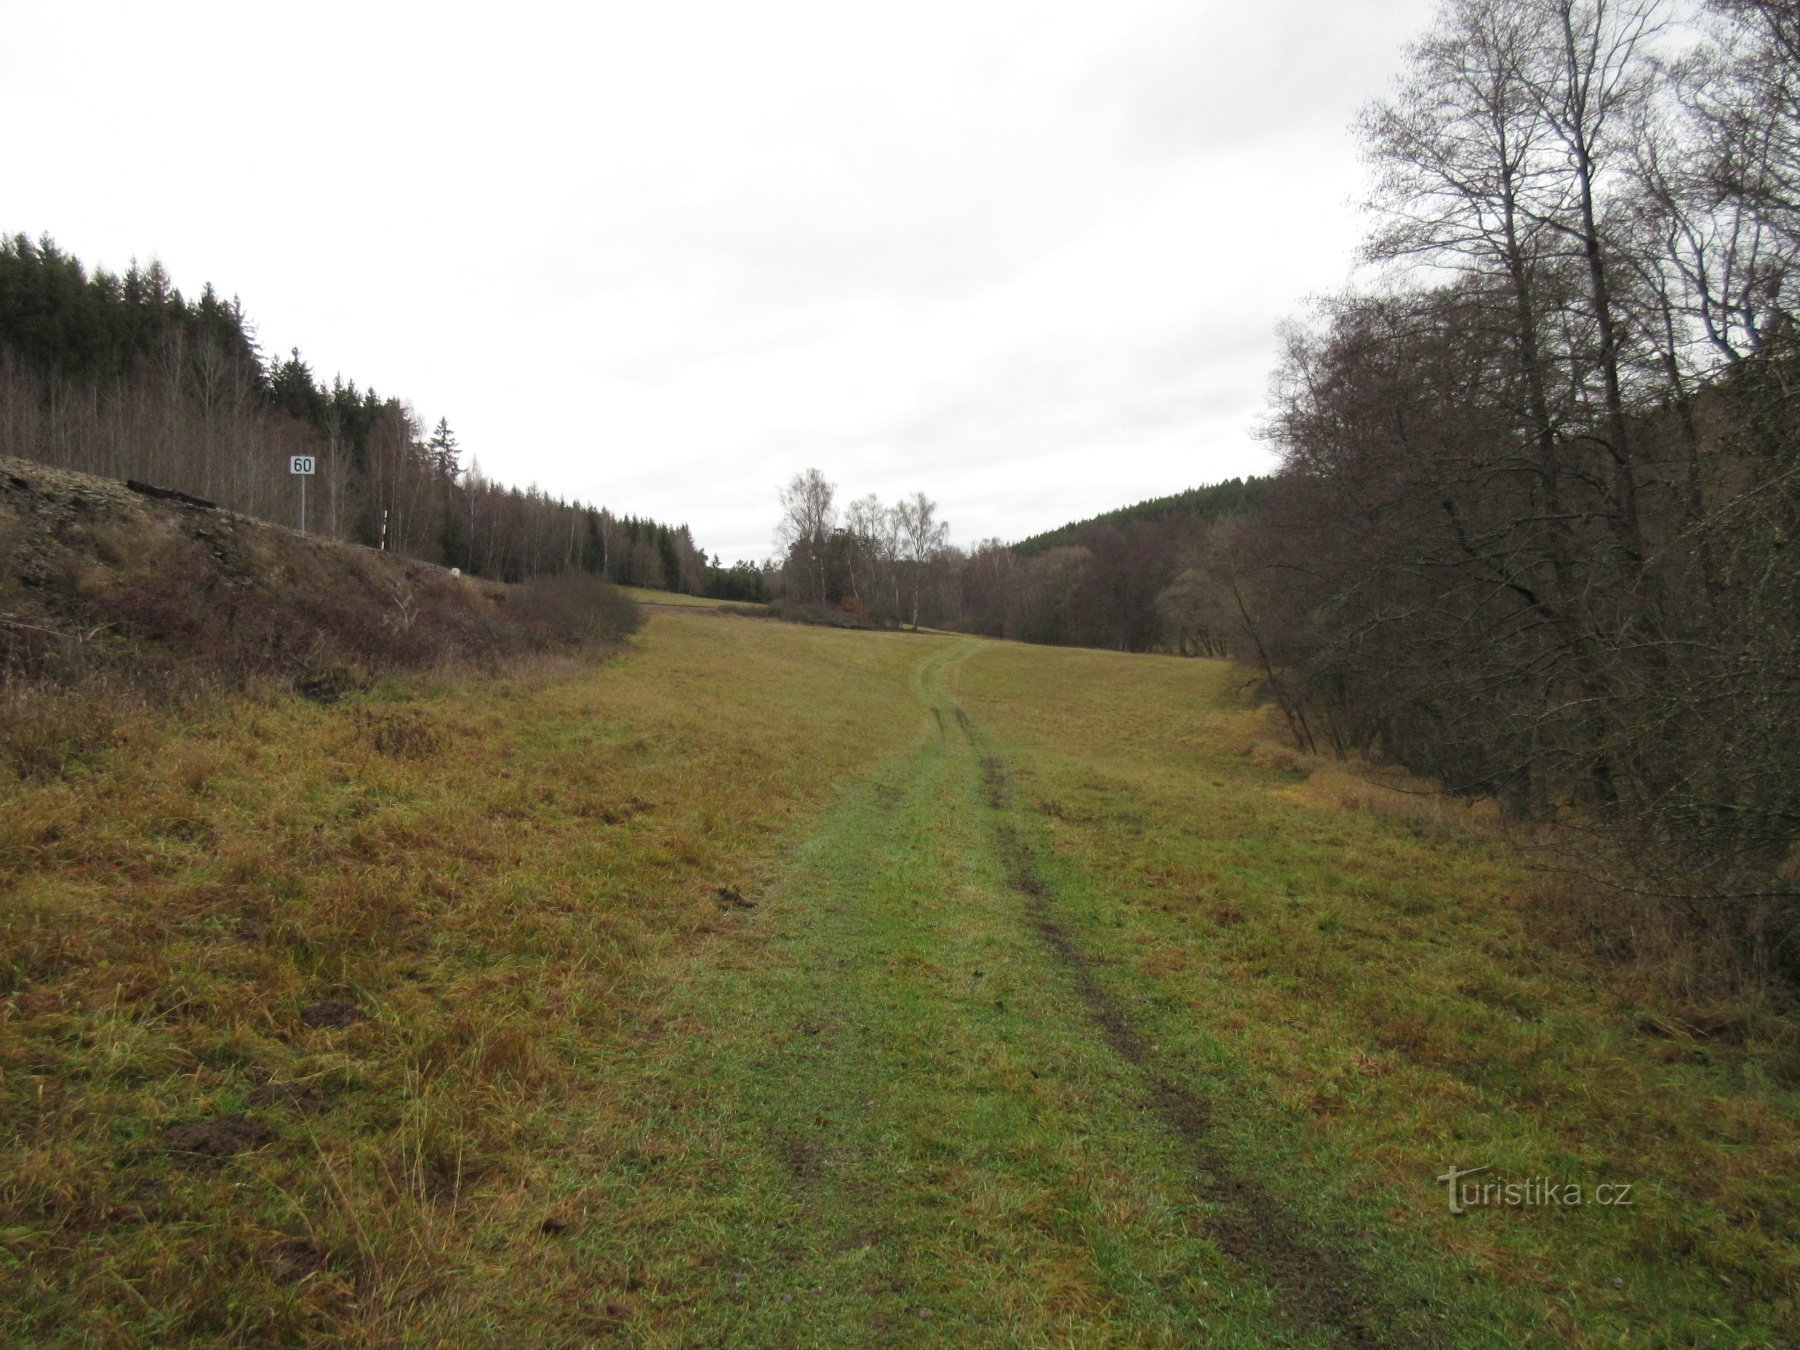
[290, 456, 315, 533]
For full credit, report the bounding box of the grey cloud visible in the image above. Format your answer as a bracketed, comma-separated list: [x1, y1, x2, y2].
[877, 320, 1271, 466]
[1088, 0, 1435, 159]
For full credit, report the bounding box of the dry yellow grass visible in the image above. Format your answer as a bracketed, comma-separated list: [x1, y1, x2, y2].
[622, 585, 764, 610]
[0, 612, 944, 1342]
[6, 614, 1795, 1343]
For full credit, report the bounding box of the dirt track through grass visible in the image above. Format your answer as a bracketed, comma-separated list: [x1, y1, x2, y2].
[563, 639, 1418, 1345]
[972, 743, 1390, 1347]
[8, 610, 1796, 1344]
[570, 629, 1799, 1346]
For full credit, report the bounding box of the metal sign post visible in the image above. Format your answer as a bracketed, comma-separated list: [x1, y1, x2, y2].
[290, 455, 315, 532]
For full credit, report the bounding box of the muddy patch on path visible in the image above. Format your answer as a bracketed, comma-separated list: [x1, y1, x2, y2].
[981, 753, 1403, 1347]
[980, 757, 1008, 811]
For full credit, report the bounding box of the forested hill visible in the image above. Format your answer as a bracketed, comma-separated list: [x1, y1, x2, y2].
[0, 234, 715, 594]
[1011, 477, 1269, 555]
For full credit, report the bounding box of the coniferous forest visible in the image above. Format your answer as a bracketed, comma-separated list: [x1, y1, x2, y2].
[0, 235, 712, 593]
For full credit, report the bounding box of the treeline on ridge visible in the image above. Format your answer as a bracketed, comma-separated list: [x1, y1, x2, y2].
[0, 234, 717, 595]
[771, 468, 1264, 653]
[1010, 478, 1270, 556]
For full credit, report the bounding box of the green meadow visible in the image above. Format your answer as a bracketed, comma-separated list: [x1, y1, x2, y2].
[3, 611, 1794, 1344]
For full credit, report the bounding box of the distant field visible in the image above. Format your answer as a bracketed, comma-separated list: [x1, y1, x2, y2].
[3, 613, 1793, 1343]
[623, 585, 765, 610]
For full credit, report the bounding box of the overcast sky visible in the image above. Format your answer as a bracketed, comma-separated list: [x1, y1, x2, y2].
[5, 0, 1436, 562]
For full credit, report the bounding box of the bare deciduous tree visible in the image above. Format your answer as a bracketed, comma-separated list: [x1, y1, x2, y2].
[893, 491, 949, 629]
[776, 468, 838, 605]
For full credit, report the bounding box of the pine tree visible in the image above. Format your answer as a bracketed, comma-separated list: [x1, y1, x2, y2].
[427, 416, 460, 480]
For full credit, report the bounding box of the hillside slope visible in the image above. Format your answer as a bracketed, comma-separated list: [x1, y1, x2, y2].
[0, 455, 633, 777]
[1011, 475, 1269, 555]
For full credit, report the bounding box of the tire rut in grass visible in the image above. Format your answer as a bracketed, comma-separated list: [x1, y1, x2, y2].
[962, 722, 1401, 1348]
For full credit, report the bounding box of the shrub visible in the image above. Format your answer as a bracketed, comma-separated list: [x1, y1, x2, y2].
[763, 598, 880, 631]
[506, 572, 640, 647]
[0, 461, 643, 779]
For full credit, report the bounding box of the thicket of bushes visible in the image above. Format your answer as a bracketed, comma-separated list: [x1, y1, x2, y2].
[1168, 0, 1800, 989]
[761, 597, 882, 631]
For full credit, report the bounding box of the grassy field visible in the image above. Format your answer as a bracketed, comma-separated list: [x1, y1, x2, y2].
[622, 586, 765, 610]
[2, 611, 1795, 1344]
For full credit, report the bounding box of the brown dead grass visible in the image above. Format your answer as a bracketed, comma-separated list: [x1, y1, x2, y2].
[0, 458, 639, 781]
[0, 610, 944, 1342]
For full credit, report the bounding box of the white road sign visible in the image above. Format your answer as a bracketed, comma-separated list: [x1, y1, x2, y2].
[290, 455, 316, 475]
